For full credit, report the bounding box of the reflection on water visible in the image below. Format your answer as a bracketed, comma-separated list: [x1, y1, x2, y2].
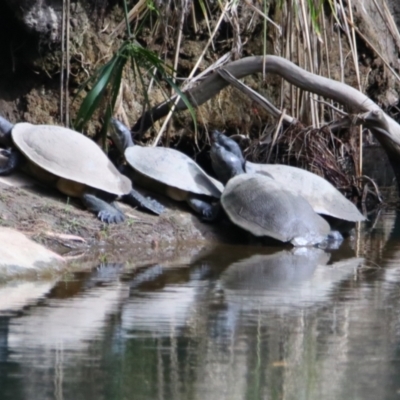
[2, 212, 400, 399]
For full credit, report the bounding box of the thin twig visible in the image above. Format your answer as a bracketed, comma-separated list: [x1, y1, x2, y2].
[151, 1, 232, 147]
[267, 109, 286, 162]
[360, 175, 383, 204]
[65, 0, 70, 127]
[244, 0, 282, 34]
[111, 0, 147, 37]
[60, 0, 66, 123]
[217, 68, 294, 124]
[311, 97, 348, 116]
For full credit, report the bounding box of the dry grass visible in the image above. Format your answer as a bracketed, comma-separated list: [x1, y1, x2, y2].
[62, 0, 400, 195]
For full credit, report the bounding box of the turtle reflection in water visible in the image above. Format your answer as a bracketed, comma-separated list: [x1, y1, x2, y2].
[110, 118, 223, 219]
[212, 130, 365, 233]
[210, 140, 343, 247]
[0, 116, 164, 223]
[220, 248, 363, 310]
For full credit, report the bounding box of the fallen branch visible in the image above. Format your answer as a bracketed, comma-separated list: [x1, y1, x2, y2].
[132, 55, 400, 189]
[216, 68, 294, 124]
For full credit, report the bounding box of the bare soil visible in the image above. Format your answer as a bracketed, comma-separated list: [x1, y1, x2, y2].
[0, 174, 242, 264]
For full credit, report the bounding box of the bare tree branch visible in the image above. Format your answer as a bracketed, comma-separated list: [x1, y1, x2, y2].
[132, 55, 400, 189]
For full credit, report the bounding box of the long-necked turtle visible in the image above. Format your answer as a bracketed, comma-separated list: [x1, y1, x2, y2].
[211, 142, 341, 247]
[211, 131, 365, 230]
[110, 119, 223, 218]
[0, 116, 164, 223]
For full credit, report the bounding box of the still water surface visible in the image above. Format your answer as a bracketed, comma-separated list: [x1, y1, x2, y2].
[2, 211, 400, 399]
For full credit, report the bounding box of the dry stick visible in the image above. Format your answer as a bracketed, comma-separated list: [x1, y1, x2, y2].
[296, 12, 301, 119]
[262, 0, 267, 83]
[280, 2, 287, 113]
[322, 11, 333, 123]
[227, 2, 242, 58]
[267, 109, 286, 163]
[342, 0, 361, 90]
[348, 0, 363, 179]
[65, 0, 70, 127]
[149, 51, 230, 112]
[288, 1, 295, 118]
[351, 24, 400, 84]
[360, 175, 383, 203]
[244, 0, 282, 34]
[165, 0, 187, 147]
[312, 98, 348, 117]
[159, 57, 383, 116]
[151, 1, 232, 147]
[60, 0, 66, 123]
[346, 0, 400, 178]
[114, 83, 130, 128]
[344, 0, 361, 91]
[173, 2, 186, 85]
[191, 1, 198, 33]
[338, 0, 363, 177]
[216, 68, 294, 124]
[111, 0, 147, 37]
[374, 0, 400, 52]
[185, 52, 232, 87]
[299, 0, 316, 127]
[333, 0, 345, 85]
[135, 56, 400, 163]
[201, 2, 214, 49]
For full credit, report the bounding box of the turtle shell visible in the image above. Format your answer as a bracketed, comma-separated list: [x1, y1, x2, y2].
[221, 174, 331, 246]
[12, 123, 131, 196]
[125, 146, 223, 198]
[246, 162, 365, 222]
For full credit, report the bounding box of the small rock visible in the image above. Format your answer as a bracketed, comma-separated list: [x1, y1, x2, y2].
[0, 227, 64, 276]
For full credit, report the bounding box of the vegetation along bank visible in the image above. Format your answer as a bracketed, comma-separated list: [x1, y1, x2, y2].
[0, 0, 400, 274]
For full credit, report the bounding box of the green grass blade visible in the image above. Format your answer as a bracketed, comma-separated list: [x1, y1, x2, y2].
[74, 55, 123, 131]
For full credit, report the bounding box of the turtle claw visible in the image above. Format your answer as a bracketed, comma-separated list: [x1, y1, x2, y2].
[82, 193, 125, 224]
[98, 210, 125, 224]
[186, 197, 220, 222]
[201, 203, 221, 222]
[0, 149, 22, 175]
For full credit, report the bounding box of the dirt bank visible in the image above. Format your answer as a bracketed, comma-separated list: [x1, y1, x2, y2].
[0, 173, 243, 265]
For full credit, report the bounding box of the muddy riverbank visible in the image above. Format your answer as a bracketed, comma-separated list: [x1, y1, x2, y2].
[0, 172, 244, 273]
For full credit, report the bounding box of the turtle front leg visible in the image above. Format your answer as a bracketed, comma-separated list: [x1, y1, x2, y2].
[0, 149, 23, 175]
[81, 193, 125, 224]
[0, 116, 14, 146]
[186, 196, 221, 222]
[123, 189, 165, 215]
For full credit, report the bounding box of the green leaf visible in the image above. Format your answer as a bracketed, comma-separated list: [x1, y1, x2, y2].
[74, 55, 122, 131]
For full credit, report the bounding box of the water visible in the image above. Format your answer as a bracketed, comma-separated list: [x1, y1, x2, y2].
[2, 211, 400, 399]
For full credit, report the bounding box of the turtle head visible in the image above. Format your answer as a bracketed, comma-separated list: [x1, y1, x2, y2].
[211, 129, 245, 169]
[210, 142, 245, 184]
[0, 116, 14, 146]
[109, 118, 134, 154]
[211, 130, 223, 143]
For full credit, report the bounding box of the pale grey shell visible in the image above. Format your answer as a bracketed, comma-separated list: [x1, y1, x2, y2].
[246, 162, 365, 222]
[12, 123, 131, 195]
[221, 174, 331, 246]
[125, 146, 224, 198]
[221, 248, 330, 291]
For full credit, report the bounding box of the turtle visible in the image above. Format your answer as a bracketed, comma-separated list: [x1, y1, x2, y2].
[0, 116, 165, 223]
[210, 130, 251, 183]
[211, 142, 340, 247]
[110, 118, 224, 219]
[211, 130, 365, 231]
